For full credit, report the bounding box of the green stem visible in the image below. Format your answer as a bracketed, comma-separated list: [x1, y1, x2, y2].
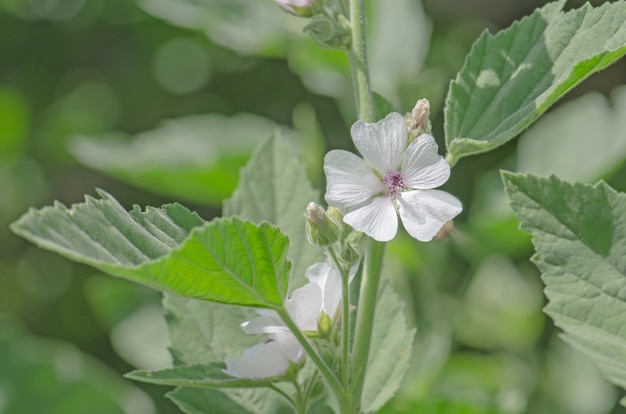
[348, 0, 375, 123]
[327, 247, 351, 388]
[349, 238, 385, 413]
[277, 309, 351, 412]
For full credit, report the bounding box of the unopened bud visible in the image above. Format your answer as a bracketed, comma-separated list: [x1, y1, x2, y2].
[408, 98, 431, 138]
[317, 311, 332, 338]
[304, 14, 351, 49]
[275, 0, 320, 17]
[305, 202, 341, 246]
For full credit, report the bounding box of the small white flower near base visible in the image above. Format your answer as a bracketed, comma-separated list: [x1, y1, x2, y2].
[223, 332, 303, 379]
[223, 261, 353, 379]
[324, 112, 462, 242]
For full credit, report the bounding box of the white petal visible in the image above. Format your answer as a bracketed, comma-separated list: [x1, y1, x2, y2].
[324, 150, 384, 208]
[351, 112, 407, 174]
[271, 332, 304, 362]
[397, 190, 462, 242]
[344, 196, 398, 242]
[401, 134, 450, 189]
[224, 341, 291, 379]
[285, 282, 323, 332]
[241, 311, 288, 335]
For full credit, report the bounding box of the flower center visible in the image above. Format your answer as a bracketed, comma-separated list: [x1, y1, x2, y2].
[383, 170, 404, 196]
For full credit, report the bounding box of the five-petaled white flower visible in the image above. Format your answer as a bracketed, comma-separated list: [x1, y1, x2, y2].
[224, 262, 353, 379]
[324, 112, 462, 242]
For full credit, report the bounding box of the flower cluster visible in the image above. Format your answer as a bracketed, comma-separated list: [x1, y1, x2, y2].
[224, 261, 353, 379]
[324, 112, 462, 242]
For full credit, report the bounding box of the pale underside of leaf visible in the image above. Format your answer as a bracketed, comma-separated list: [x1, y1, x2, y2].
[502, 172, 626, 404]
[445, 0, 626, 164]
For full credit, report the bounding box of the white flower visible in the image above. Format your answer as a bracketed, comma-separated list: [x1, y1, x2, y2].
[324, 112, 462, 242]
[242, 261, 353, 335]
[223, 262, 353, 379]
[224, 332, 302, 379]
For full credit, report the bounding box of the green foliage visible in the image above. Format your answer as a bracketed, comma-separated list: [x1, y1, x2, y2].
[161, 133, 322, 413]
[224, 133, 323, 284]
[362, 278, 415, 412]
[502, 172, 626, 403]
[127, 364, 285, 388]
[445, 0, 626, 165]
[11, 191, 292, 308]
[70, 114, 287, 205]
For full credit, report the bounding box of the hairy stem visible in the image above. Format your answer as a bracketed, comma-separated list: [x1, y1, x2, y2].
[347, 0, 375, 123]
[277, 309, 351, 412]
[349, 238, 385, 412]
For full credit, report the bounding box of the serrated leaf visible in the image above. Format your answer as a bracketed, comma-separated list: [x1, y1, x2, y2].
[11, 191, 291, 308]
[70, 114, 290, 205]
[127, 363, 283, 389]
[163, 134, 321, 413]
[167, 387, 292, 414]
[445, 0, 626, 165]
[362, 278, 415, 412]
[223, 132, 322, 285]
[502, 172, 626, 402]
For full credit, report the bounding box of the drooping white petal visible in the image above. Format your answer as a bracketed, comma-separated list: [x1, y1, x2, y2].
[304, 261, 343, 317]
[397, 189, 462, 242]
[224, 340, 291, 379]
[241, 310, 288, 335]
[401, 134, 450, 189]
[324, 150, 384, 208]
[271, 331, 304, 362]
[344, 196, 398, 242]
[351, 112, 407, 174]
[285, 282, 323, 332]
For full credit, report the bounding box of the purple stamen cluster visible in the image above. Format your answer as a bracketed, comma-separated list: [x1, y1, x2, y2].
[383, 170, 404, 196]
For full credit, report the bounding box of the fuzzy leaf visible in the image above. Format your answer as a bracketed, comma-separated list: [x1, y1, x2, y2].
[445, 0, 626, 165]
[11, 191, 291, 308]
[502, 172, 626, 403]
[127, 364, 283, 389]
[223, 133, 323, 285]
[362, 278, 416, 412]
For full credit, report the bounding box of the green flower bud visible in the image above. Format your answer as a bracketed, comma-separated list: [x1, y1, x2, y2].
[305, 202, 341, 246]
[317, 311, 332, 339]
[304, 14, 351, 49]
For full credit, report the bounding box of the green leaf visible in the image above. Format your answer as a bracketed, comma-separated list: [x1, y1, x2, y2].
[362, 278, 416, 412]
[11, 191, 291, 308]
[223, 132, 322, 285]
[502, 172, 626, 401]
[517, 85, 626, 182]
[161, 134, 321, 413]
[167, 387, 293, 414]
[70, 113, 290, 205]
[372, 92, 399, 121]
[445, 0, 626, 165]
[127, 363, 284, 388]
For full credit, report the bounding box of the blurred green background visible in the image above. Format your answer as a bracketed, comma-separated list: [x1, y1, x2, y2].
[1, 0, 626, 413]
